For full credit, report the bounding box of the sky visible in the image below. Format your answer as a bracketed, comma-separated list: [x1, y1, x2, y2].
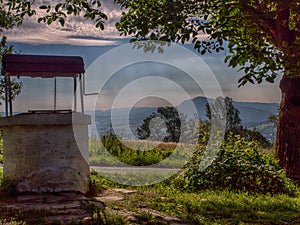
[2, 0, 282, 112]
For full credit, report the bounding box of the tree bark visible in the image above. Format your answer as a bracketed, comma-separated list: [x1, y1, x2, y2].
[276, 76, 300, 184]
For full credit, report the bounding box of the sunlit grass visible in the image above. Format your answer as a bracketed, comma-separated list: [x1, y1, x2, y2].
[89, 136, 196, 168]
[92, 172, 300, 225]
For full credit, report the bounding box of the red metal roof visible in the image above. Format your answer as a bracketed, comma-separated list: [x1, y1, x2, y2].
[1, 54, 84, 77]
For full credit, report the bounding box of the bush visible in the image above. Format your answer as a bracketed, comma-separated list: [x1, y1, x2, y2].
[182, 134, 297, 195]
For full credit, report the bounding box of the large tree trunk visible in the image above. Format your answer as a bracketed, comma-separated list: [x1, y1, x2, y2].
[276, 76, 300, 184]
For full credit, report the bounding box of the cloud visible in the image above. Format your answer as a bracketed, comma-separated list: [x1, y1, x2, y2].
[2, 0, 210, 46]
[3, 0, 124, 45]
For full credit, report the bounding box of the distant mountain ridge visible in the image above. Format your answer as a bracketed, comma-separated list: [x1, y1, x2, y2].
[178, 96, 278, 125]
[90, 96, 279, 141]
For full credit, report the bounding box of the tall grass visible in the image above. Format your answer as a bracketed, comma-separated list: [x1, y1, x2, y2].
[89, 134, 196, 168]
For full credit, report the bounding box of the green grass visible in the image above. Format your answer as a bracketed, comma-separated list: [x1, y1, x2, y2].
[105, 212, 126, 225]
[89, 135, 193, 168]
[147, 187, 300, 224]
[93, 173, 300, 225]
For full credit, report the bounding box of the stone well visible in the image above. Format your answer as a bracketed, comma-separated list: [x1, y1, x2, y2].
[0, 112, 91, 194]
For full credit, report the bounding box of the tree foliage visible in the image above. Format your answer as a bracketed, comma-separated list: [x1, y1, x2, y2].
[114, 0, 300, 85]
[5, 1, 299, 84]
[206, 97, 242, 137]
[200, 96, 271, 148]
[268, 114, 279, 126]
[0, 3, 23, 105]
[0, 3, 21, 31]
[137, 106, 182, 143]
[3, 0, 107, 30]
[137, 99, 271, 147]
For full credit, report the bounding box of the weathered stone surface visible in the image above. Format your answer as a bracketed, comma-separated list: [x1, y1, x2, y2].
[0, 112, 91, 126]
[111, 188, 137, 194]
[0, 113, 91, 194]
[0, 192, 105, 224]
[96, 195, 124, 201]
[17, 167, 89, 193]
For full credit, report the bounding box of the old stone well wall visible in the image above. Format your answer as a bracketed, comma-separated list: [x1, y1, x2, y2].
[0, 112, 91, 194]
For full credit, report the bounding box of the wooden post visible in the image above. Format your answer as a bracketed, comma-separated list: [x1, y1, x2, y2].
[74, 77, 77, 112]
[54, 77, 57, 110]
[4, 75, 8, 117]
[8, 76, 12, 116]
[79, 74, 84, 114]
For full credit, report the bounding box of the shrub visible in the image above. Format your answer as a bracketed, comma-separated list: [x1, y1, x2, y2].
[181, 134, 297, 195]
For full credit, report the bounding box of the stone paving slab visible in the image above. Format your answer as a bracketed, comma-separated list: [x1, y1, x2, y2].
[0, 189, 191, 225]
[0, 192, 105, 224]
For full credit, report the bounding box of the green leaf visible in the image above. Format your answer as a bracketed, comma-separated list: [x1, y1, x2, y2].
[82, 2, 89, 8]
[55, 3, 62, 12]
[46, 5, 51, 13]
[266, 76, 275, 83]
[59, 17, 65, 26]
[96, 21, 104, 30]
[47, 17, 53, 25]
[67, 5, 73, 14]
[39, 5, 48, 10]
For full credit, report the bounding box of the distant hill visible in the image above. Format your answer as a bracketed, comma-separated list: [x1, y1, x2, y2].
[90, 107, 157, 138]
[233, 101, 279, 126]
[90, 96, 279, 141]
[178, 96, 279, 126]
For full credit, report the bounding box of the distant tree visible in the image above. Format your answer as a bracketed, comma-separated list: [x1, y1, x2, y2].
[206, 97, 242, 138]
[267, 105, 279, 126]
[204, 96, 271, 147]
[0, 36, 23, 105]
[268, 114, 279, 126]
[137, 106, 182, 143]
[0, 5, 23, 106]
[242, 128, 272, 148]
[196, 119, 211, 145]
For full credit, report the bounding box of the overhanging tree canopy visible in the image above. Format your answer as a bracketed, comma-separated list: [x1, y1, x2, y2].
[115, 0, 300, 84]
